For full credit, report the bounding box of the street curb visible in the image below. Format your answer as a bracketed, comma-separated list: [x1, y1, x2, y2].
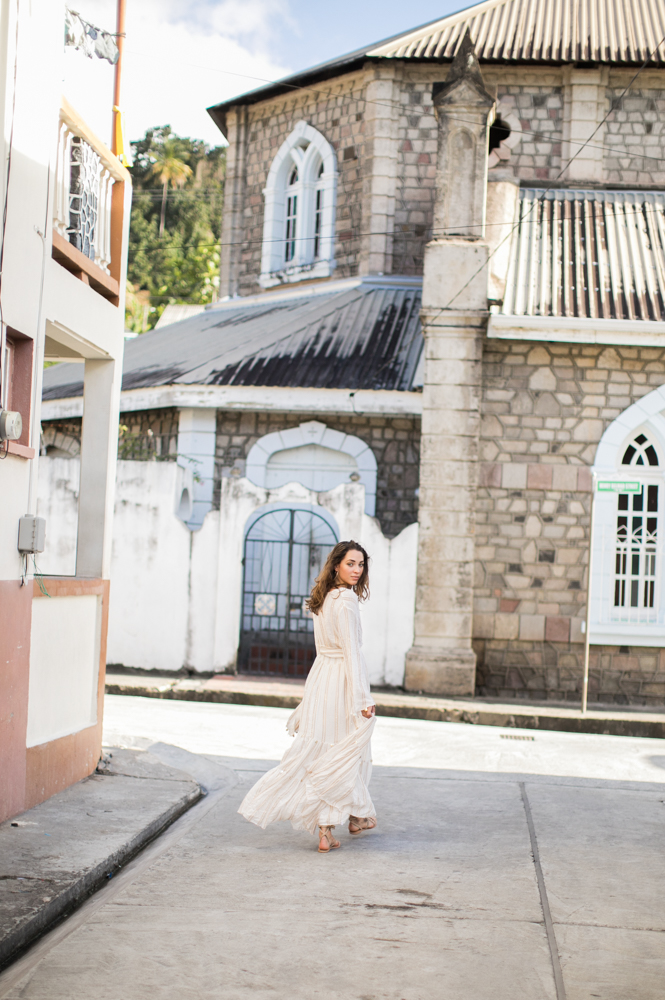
[105, 682, 665, 740]
[0, 781, 202, 971]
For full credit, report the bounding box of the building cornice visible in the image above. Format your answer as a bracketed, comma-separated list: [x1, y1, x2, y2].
[41, 384, 423, 421]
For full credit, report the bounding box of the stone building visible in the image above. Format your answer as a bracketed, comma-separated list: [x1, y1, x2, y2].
[42, 0, 665, 705]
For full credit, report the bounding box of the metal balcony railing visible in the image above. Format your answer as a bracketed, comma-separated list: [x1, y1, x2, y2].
[54, 119, 115, 275]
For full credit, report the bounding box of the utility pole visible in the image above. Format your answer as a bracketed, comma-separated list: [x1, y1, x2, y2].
[111, 0, 126, 156]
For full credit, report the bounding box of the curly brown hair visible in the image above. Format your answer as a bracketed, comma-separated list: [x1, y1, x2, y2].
[306, 540, 370, 615]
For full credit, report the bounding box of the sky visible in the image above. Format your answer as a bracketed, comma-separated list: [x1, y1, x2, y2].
[63, 0, 465, 149]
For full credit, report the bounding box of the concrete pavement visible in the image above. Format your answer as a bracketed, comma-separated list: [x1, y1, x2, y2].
[1, 694, 664, 999]
[0, 747, 201, 969]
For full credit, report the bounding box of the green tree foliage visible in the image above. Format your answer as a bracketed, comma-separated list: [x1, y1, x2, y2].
[127, 126, 225, 331]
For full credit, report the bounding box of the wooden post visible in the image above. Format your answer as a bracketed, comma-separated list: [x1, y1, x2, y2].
[111, 0, 126, 154]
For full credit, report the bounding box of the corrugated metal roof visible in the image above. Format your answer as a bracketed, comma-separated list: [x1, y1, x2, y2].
[368, 0, 665, 64]
[501, 188, 665, 320]
[209, 0, 665, 130]
[42, 278, 423, 401]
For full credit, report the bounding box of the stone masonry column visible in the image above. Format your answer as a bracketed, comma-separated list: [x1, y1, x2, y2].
[405, 33, 494, 695]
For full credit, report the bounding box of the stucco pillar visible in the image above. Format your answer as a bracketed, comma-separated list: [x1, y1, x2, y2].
[76, 358, 122, 579]
[177, 408, 217, 531]
[404, 32, 493, 695]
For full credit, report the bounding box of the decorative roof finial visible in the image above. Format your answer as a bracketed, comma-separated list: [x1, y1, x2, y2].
[432, 28, 493, 106]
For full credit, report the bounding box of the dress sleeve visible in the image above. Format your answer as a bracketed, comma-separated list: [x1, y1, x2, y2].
[335, 591, 374, 717]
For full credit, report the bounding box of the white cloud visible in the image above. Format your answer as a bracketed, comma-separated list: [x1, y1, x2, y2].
[62, 0, 293, 147]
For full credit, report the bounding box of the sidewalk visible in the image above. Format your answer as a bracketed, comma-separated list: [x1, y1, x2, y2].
[105, 671, 665, 739]
[0, 748, 201, 969]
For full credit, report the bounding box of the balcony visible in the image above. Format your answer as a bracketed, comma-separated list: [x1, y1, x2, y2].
[52, 98, 130, 304]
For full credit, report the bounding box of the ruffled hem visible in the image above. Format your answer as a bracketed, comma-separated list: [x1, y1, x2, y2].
[238, 716, 375, 835]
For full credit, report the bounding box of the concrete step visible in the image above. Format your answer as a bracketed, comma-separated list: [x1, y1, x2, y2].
[104, 673, 665, 739]
[0, 748, 202, 970]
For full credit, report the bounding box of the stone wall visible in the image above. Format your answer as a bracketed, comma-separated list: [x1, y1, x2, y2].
[605, 86, 665, 187]
[42, 409, 179, 462]
[474, 338, 665, 705]
[214, 409, 420, 538]
[393, 75, 438, 274]
[495, 85, 563, 181]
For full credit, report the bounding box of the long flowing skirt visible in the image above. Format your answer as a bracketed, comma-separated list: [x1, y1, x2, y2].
[238, 654, 376, 835]
[238, 716, 375, 835]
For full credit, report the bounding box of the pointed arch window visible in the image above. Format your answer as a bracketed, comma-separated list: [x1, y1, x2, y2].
[613, 435, 660, 615]
[260, 121, 338, 288]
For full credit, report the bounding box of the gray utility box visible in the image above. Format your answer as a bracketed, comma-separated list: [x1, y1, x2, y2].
[18, 515, 46, 553]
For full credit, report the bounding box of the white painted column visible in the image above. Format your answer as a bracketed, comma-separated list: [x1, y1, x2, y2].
[177, 407, 217, 530]
[76, 358, 122, 578]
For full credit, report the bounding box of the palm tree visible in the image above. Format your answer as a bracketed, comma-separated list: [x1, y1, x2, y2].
[150, 145, 193, 236]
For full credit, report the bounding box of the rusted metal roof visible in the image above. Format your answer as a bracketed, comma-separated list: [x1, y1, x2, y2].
[42, 278, 423, 401]
[367, 0, 665, 64]
[501, 188, 665, 320]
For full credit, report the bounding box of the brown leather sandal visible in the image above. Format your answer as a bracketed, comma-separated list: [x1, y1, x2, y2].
[348, 816, 377, 835]
[318, 826, 341, 853]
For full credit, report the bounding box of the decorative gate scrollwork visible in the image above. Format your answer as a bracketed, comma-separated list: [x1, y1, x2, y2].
[239, 507, 338, 676]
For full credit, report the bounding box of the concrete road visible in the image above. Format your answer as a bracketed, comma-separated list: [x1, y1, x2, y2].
[2, 694, 665, 1000]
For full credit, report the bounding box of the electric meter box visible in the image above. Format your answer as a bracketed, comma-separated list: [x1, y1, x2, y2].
[0, 409, 22, 442]
[18, 515, 46, 553]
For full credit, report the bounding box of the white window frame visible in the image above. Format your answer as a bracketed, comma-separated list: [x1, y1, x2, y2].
[260, 121, 337, 289]
[590, 385, 665, 645]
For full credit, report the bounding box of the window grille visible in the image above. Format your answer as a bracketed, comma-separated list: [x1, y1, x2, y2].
[614, 484, 658, 613]
[69, 136, 101, 260]
[608, 434, 661, 623]
[54, 120, 115, 274]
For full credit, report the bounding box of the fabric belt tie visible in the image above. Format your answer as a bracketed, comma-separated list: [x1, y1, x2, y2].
[318, 647, 344, 658]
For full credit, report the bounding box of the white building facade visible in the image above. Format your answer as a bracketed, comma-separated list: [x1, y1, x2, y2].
[0, 1, 130, 822]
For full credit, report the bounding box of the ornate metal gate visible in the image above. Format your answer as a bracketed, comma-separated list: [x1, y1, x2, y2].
[238, 508, 338, 676]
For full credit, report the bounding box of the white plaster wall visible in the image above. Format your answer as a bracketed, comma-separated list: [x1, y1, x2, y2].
[37, 459, 418, 684]
[36, 457, 80, 576]
[106, 461, 192, 671]
[27, 594, 100, 747]
[0, 456, 31, 581]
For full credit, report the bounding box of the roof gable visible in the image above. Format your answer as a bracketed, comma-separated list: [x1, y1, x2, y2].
[208, 0, 665, 134]
[367, 0, 665, 66]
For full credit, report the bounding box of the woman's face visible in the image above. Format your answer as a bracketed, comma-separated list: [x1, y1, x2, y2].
[336, 549, 365, 587]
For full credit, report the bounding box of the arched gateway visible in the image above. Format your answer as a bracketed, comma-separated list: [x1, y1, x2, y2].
[239, 505, 339, 676]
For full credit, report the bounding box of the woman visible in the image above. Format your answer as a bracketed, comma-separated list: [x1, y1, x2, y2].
[238, 540, 377, 853]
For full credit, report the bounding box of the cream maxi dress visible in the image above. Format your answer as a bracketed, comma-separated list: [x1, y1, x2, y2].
[238, 586, 376, 834]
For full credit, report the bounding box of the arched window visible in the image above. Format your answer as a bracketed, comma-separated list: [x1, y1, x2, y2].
[614, 435, 660, 614]
[591, 405, 665, 643]
[260, 121, 337, 288]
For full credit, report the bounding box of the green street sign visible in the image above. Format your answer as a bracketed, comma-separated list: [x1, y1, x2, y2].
[597, 480, 641, 493]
